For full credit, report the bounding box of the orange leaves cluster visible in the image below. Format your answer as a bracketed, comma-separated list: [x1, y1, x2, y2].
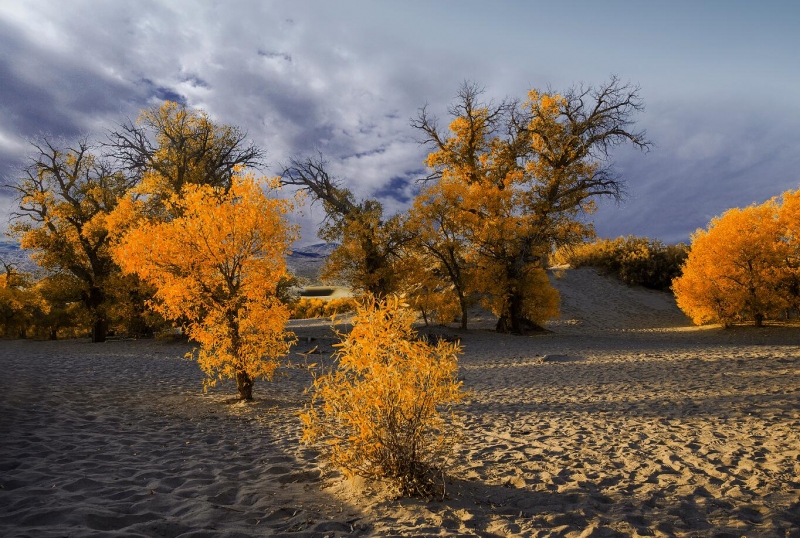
[9, 140, 136, 340]
[557, 236, 689, 290]
[122, 101, 261, 222]
[673, 191, 800, 326]
[313, 193, 412, 299]
[13, 148, 122, 274]
[113, 172, 298, 397]
[301, 295, 465, 497]
[289, 297, 356, 319]
[0, 270, 46, 337]
[413, 88, 580, 331]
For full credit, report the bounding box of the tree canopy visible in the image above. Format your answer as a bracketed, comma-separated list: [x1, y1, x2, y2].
[7, 78, 652, 341]
[107, 101, 263, 220]
[113, 171, 298, 399]
[8, 139, 135, 341]
[280, 155, 412, 296]
[673, 192, 800, 327]
[411, 78, 649, 333]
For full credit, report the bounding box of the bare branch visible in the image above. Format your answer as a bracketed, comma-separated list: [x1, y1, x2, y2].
[104, 103, 265, 192]
[278, 153, 356, 217]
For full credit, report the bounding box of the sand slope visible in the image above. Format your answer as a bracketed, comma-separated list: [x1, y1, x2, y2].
[547, 267, 692, 333]
[1, 268, 799, 537]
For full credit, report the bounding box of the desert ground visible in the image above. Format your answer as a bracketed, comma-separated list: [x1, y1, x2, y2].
[1, 267, 799, 537]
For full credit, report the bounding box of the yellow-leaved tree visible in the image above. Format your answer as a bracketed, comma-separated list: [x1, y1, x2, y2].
[673, 199, 786, 327]
[0, 261, 47, 339]
[412, 79, 649, 333]
[406, 181, 475, 329]
[301, 295, 466, 497]
[107, 101, 263, 221]
[9, 139, 135, 341]
[777, 189, 800, 309]
[113, 171, 297, 400]
[401, 247, 464, 328]
[280, 155, 413, 297]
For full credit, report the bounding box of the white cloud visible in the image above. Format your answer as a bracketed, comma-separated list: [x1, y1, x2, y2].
[0, 128, 27, 155]
[676, 132, 725, 162]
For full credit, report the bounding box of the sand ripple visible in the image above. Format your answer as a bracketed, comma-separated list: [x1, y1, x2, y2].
[2, 270, 800, 536]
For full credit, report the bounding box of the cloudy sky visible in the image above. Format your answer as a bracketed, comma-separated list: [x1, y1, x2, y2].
[1, 0, 799, 246]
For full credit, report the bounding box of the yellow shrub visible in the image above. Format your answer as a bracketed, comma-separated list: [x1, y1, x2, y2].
[291, 297, 356, 319]
[673, 200, 786, 327]
[555, 236, 689, 290]
[323, 297, 357, 317]
[300, 295, 466, 497]
[291, 298, 324, 319]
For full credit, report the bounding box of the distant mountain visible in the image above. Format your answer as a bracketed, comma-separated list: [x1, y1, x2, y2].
[286, 243, 337, 282]
[290, 243, 337, 258]
[0, 239, 337, 281]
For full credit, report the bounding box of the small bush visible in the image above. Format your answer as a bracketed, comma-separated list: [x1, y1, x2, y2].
[556, 236, 689, 290]
[290, 297, 357, 319]
[325, 297, 357, 317]
[409, 284, 462, 326]
[291, 297, 325, 319]
[300, 295, 466, 497]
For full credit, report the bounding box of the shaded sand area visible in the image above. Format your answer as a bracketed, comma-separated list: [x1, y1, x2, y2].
[2, 268, 800, 536]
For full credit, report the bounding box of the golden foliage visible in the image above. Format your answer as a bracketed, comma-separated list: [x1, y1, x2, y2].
[413, 79, 647, 332]
[0, 268, 90, 340]
[417, 89, 581, 332]
[113, 171, 298, 399]
[280, 156, 411, 298]
[301, 295, 466, 497]
[673, 198, 789, 327]
[0, 268, 46, 338]
[104, 272, 167, 337]
[556, 236, 689, 290]
[290, 297, 357, 319]
[480, 265, 560, 328]
[117, 101, 262, 222]
[9, 139, 133, 340]
[404, 261, 463, 327]
[319, 203, 410, 297]
[406, 182, 474, 328]
[776, 190, 800, 307]
[33, 272, 89, 338]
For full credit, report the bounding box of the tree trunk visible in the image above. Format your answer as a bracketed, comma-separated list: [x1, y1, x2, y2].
[91, 318, 107, 343]
[495, 314, 510, 333]
[754, 313, 764, 327]
[85, 286, 107, 343]
[456, 288, 468, 330]
[236, 371, 254, 401]
[495, 291, 547, 335]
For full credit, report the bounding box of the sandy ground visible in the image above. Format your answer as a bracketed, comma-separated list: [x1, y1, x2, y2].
[1, 267, 799, 537]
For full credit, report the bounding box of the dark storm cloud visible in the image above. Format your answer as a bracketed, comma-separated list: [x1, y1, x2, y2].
[180, 75, 210, 89]
[139, 79, 187, 106]
[372, 174, 423, 205]
[593, 102, 800, 243]
[0, 1, 798, 246]
[0, 12, 187, 145]
[257, 50, 292, 63]
[0, 20, 90, 139]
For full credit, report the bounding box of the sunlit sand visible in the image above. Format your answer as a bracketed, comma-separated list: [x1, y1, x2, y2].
[1, 267, 798, 536]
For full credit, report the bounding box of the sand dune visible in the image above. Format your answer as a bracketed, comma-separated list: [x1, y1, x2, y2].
[548, 267, 692, 333]
[1, 267, 799, 536]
